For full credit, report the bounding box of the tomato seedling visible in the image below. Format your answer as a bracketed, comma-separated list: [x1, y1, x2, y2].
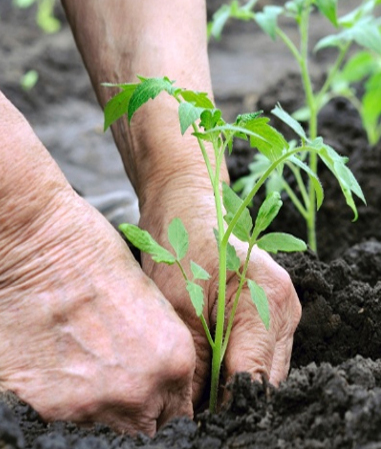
[103, 76, 363, 412]
[209, 0, 375, 251]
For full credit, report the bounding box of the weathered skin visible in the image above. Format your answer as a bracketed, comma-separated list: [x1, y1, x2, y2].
[0, 0, 301, 435]
[0, 91, 195, 435]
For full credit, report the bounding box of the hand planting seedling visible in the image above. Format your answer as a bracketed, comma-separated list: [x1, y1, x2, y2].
[103, 76, 362, 412]
[209, 0, 375, 251]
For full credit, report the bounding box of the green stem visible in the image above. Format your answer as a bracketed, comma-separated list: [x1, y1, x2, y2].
[287, 162, 310, 208]
[299, 1, 318, 251]
[221, 241, 254, 359]
[276, 28, 302, 64]
[209, 137, 228, 413]
[316, 42, 351, 111]
[282, 180, 309, 220]
[175, 260, 215, 350]
[222, 147, 300, 247]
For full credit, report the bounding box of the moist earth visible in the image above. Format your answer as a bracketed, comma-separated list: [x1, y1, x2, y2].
[1, 1, 381, 448]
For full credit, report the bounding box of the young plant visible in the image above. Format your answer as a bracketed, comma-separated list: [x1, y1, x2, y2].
[103, 76, 362, 412]
[330, 50, 381, 145]
[12, 0, 60, 33]
[209, 0, 376, 251]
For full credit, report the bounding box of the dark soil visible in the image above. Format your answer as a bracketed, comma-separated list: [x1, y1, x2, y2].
[1, 1, 381, 448]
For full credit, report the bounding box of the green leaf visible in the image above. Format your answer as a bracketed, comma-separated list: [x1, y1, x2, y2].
[119, 224, 176, 264]
[186, 281, 204, 317]
[103, 84, 138, 131]
[247, 279, 270, 330]
[315, 17, 381, 54]
[128, 77, 175, 121]
[178, 102, 205, 135]
[272, 105, 308, 141]
[318, 144, 366, 220]
[208, 0, 257, 40]
[336, 51, 376, 85]
[255, 6, 283, 40]
[362, 72, 381, 145]
[208, 4, 232, 40]
[190, 261, 211, 281]
[288, 155, 324, 209]
[222, 182, 253, 242]
[236, 113, 287, 161]
[257, 232, 307, 253]
[168, 218, 189, 261]
[199, 109, 223, 131]
[254, 191, 283, 236]
[179, 90, 215, 109]
[314, 0, 338, 27]
[227, 242, 241, 272]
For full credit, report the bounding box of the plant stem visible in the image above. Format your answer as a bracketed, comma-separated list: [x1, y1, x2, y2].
[282, 180, 309, 220]
[209, 137, 229, 413]
[316, 42, 351, 110]
[175, 260, 215, 349]
[221, 242, 254, 359]
[299, 1, 318, 252]
[287, 162, 310, 207]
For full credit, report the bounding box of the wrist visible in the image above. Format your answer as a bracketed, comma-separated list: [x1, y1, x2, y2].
[115, 95, 230, 210]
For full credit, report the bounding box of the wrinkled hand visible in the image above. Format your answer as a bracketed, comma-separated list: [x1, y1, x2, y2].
[140, 183, 302, 406]
[0, 92, 195, 436]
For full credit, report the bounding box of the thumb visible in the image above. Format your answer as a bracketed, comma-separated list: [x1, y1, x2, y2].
[223, 290, 277, 385]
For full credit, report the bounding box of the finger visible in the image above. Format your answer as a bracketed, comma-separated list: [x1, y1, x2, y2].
[269, 335, 294, 386]
[223, 292, 277, 384]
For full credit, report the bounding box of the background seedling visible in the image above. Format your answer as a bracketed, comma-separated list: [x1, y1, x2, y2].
[209, 0, 376, 251]
[12, 0, 60, 33]
[104, 76, 363, 411]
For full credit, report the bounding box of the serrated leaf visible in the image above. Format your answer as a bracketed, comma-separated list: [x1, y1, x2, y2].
[179, 90, 215, 109]
[255, 5, 283, 40]
[191, 261, 211, 281]
[119, 224, 176, 264]
[247, 279, 270, 330]
[272, 105, 308, 141]
[236, 114, 287, 161]
[222, 182, 253, 242]
[103, 84, 138, 130]
[227, 242, 241, 272]
[314, 0, 338, 27]
[199, 109, 223, 131]
[186, 281, 205, 317]
[178, 102, 205, 135]
[128, 77, 175, 121]
[257, 232, 307, 253]
[168, 218, 189, 261]
[254, 191, 283, 236]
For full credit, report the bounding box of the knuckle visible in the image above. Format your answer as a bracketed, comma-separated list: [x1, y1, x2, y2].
[159, 324, 196, 383]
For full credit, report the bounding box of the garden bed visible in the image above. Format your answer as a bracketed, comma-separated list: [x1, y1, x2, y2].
[1, 1, 381, 448]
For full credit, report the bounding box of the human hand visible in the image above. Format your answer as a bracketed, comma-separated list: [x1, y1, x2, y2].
[0, 92, 195, 436]
[139, 181, 302, 407]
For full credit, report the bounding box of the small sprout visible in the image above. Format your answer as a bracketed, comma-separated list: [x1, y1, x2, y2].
[20, 70, 39, 91]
